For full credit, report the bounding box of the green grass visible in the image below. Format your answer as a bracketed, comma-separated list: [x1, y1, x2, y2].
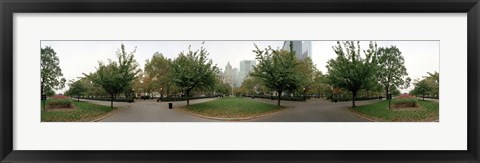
[41, 99, 115, 122]
[351, 100, 439, 122]
[183, 97, 285, 118]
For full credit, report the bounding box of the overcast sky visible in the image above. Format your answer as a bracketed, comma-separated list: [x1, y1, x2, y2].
[41, 41, 439, 93]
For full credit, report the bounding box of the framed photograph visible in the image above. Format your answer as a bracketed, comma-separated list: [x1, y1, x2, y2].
[1, 0, 479, 162]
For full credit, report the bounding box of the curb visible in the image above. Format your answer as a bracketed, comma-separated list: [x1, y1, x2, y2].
[175, 106, 290, 121]
[91, 108, 124, 122]
[348, 109, 377, 122]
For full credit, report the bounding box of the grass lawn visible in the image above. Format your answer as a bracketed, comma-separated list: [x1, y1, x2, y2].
[351, 100, 439, 122]
[182, 97, 285, 119]
[41, 99, 115, 122]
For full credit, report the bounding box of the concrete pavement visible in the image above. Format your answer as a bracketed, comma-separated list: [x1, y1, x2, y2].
[83, 98, 219, 122]
[82, 97, 380, 122]
[247, 98, 378, 122]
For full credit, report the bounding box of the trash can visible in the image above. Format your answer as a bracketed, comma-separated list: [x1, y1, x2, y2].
[168, 103, 173, 109]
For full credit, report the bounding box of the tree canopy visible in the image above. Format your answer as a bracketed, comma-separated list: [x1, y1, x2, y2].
[65, 78, 87, 101]
[376, 46, 410, 98]
[144, 52, 174, 97]
[326, 41, 378, 107]
[41, 46, 66, 97]
[85, 44, 140, 108]
[250, 42, 302, 106]
[171, 44, 218, 106]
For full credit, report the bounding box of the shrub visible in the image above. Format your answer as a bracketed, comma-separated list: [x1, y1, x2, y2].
[46, 99, 73, 109]
[392, 98, 417, 108]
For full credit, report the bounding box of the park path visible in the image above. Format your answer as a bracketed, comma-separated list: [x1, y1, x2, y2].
[247, 98, 379, 122]
[83, 97, 380, 122]
[83, 98, 219, 122]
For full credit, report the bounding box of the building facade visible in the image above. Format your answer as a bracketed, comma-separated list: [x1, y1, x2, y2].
[282, 41, 312, 60]
[239, 60, 256, 80]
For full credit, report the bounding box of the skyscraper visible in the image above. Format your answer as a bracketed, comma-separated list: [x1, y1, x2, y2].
[239, 60, 256, 80]
[282, 41, 312, 60]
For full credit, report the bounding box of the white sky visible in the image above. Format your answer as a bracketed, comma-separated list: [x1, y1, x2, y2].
[41, 41, 439, 94]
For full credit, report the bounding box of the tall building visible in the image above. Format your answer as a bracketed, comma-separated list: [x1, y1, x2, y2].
[239, 60, 256, 80]
[223, 62, 237, 87]
[282, 41, 312, 60]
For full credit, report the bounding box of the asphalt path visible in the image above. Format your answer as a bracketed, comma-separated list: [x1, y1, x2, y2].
[81, 97, 380, 122]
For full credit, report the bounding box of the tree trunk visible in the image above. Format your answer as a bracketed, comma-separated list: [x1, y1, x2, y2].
[352, 91, 357, 107]
[77, 95, 80, 101]
[277, 90, 282, 106]
[186, 90, 190, 106]
[385, 87, 389, 100]
[422, 94, 425, 101]
[110, 95, 114, 108]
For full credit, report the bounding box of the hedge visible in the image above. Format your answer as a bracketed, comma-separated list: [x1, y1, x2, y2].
[159, 95, 221, 102]
[80, 97, 134, 103]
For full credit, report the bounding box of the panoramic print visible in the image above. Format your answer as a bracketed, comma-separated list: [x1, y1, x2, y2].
[40, 41, 439, 122]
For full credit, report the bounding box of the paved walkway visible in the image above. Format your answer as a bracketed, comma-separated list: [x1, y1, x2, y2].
[246, 98, 378, 122]
[83, 98, 219, 122]
[83, 98, 380, 122]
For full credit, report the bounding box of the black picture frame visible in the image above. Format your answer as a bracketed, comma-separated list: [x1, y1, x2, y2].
[1, 0, 479, 162]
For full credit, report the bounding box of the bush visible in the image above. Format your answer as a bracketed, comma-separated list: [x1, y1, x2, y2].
[329, 96, 382, 102]
[392, 98, 417, 107]
[46, 99, 73, 109]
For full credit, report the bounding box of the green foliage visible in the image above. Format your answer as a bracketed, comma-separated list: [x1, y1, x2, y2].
[296, 57, 317, 92]
[425, 71, 439, 97]
[376, 46, 410, 97]
[171, 44, 218, 106]
[41, 46, 66, 96]
[410, 79, 431, 100]
[184, 97, 284, 118]
[41, 100, 115, 122]
[85, 44, 140, 108]
[352, 100, 438, 121]
[65, 79, 87, 101]
[144, 52, 175, 96]
[214, 78, 232, 95]
[250, 42, 302, 106]
[326, 41, 378, 107]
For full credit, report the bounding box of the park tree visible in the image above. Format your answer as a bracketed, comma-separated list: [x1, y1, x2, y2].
[41, 46, 66, 98]
[326, 41, 378, 107]
[171, 44, 218, 106]
[250, 42, 301, 106]
[134, 72, 155, 98]
[376, 46, 410, 98]
[310, 70, 330, 98]
[411, 79, 431, 100]
[295, 57, 317, 95]
[144, 52, 174, 97]
[213, 78, 232, 96]
[65, 78, 87, 101]
[85, 44, 140, 108]
[425, 71, 439, 97]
